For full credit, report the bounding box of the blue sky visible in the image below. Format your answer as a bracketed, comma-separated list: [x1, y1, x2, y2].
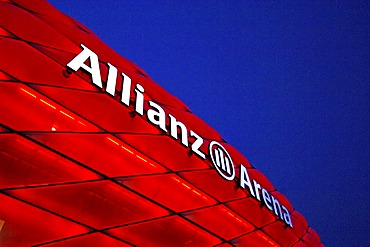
[49, 1, 369, 246]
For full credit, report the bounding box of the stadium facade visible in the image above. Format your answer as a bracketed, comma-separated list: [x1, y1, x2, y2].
[0, 1, 323, 246]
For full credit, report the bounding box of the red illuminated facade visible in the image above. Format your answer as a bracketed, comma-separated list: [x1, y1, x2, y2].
[0, 1, 323, 246]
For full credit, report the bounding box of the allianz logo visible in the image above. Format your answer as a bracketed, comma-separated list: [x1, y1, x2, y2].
[66, 44, 293, 228]
[209, 141, 235, 181]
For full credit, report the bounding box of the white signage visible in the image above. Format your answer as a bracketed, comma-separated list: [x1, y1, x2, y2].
[66, 44, 293, 228]
[209, 141, 235, 181]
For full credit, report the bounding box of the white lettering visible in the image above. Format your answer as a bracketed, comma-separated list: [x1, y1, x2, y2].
[106, 63, 118, 96]
[120, 72, 132, 106]
[134, 84, 144, 115]
[190, 130, 206, 159]
[169, 114, 188, 147]
[147, 101, 167, 132]
[67, 44, 102, 88]
[239, 165, 255, 197]
[271, 195, 283, 219]
[66, 45, 293, 228]
[282, 206, 293, 227]
[262, 188, 273, 210]
[253, 180, 262, 201]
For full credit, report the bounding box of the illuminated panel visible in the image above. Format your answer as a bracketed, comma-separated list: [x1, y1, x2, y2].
[290, 212, 307, 239]
[117, 174, 216, 212]
[127, 74, 190, 111]
[0, 70, 16, 81]
[180, 169, 246, 202]
[39, 233, 131, 247]
[9, 0, 90, 29]
[26, 133, 167, 177]
[117, 134, 210, 171]
[0, 219, 4, 233]
[220, 143, 253, 168]
[0, 37, 95, 90]
[0, 83, 100, 132]
[108, 215, 222, 247]
[292, 242, 307, 247]
[0, 3, 79, 53]
[33, 85, 161, 134]
[7, 180, 169, 229]
[300, 230, 321, 247]
[31, 44, 90, 74]
[183, 205, 255, 240]
[291, 211, 309, 231]
[0, 194, 89, 246]
[232, 231, 279, 246]
[226, 197, 276, 228]
[163, 105, 222, 141]
[262, 220, 299, 246]
[270, 191, 293, 212]
[0, 134, 100, 189]
[246, 168, 275, 192]
[308, 228, 322, 246]
[215, 243, 234, 247]
[0, 26, 16, 38]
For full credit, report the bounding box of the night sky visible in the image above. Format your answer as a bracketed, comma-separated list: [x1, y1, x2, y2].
[49, 1, 369, 246]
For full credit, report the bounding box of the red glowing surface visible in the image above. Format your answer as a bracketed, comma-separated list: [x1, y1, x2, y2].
[108, 216, 222, 247]
[8, 180, 169, 229]
[0, 134, 100, 189]
[39, 233, 131, 247]
[117, 174, 217, 212]
[180, 169, 246, 202]
[0, 194, 90, 246]
[0, 1, 322, 246]
[232, 231, 280, 246]
[26, 133, 167, 177]
[183, 205, 255, 240]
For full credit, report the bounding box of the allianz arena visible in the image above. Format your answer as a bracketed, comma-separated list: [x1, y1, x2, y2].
[0, 1, 323, 246]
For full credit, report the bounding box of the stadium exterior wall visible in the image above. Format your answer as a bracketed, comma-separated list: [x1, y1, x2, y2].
[0, 1, 323, 246]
